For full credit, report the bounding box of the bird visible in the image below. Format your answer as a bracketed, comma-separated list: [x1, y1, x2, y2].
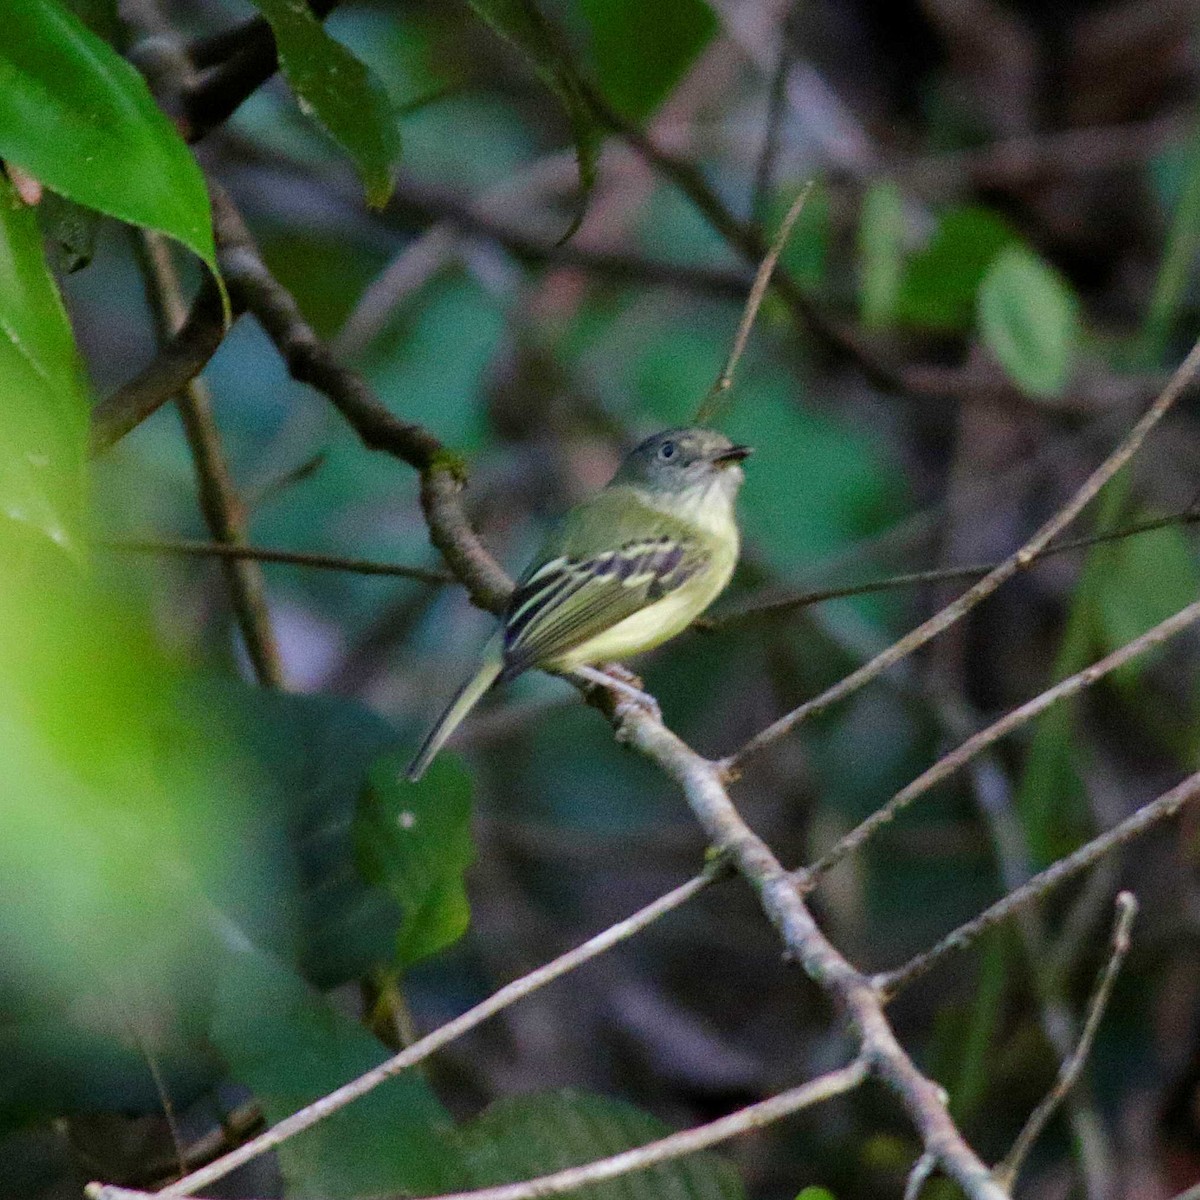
[405, 427, 751, 781]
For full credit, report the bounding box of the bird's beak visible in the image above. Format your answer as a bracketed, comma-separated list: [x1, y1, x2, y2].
[711, 444, 752, 468]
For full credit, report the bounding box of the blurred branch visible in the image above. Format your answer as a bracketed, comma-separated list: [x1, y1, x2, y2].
[103, 537, 454, 585]
[619, 713, 1007, 1199]
[703, 507, 1200, 628]
[802, 594, 1200, 886]
[133, 868, 721, 1197]
[876, 773, 1200, 997]
[750, 11, 795, 224]
[135, 230, 284, 688]
[993, 892, 1138, 1193]
[89, 273, 229, 454]
[726, 334, 1200, 768]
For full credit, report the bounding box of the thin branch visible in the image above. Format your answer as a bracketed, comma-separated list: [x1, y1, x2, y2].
[90, 1060, 866, 1200]
[726, 334, 1200, 769]
[876, 773, 1200, 997]
[618, 713, 1007, 1200]
[695, 181, 814, 424]
[103, 537, 454, 585]
[993, 892, 1138, 1193]
[703, 508, 1200, 629]
[142, 867, 721, 1197]
[135, 230, 284, 688]
[89, 272, 229, 454]
[801, 595, 1200, 886]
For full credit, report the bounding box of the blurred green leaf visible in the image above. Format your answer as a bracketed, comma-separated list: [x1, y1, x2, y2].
[1094, 518, 1200, 693]
[858, 179, 905, 329]
[895, 205, 1015, 331]
[977, 245, 1080, 399]
[455, 1089, 746, 1199]
[0, 175, 88, 553]
[212, 944, 462, 1198]
[580, 0, 717, 123]
[468, 0, 602, 241]
[357, 754, 475, 969]
[795, 1189, 838, 1200]
[0, 0, 215, 273]
[183, 680, 408, 990]
[247, 0, 402, 208]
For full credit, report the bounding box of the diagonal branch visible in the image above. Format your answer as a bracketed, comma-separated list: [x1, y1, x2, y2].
[134, 230, 285, 688]
[89, 1061, 866, 1200]
[727, 334, 1200, 769]
[143, 868, 721, 1197]
[90, 272, 230, 455]
[876, 773, 1200, 997]
[802, 595, 1200, 886]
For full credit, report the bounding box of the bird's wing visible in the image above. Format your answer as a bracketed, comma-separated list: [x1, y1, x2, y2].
[499, 535, 704, 681]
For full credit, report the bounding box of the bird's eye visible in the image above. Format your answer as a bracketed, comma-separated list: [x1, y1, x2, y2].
[658, 441, 676, 460]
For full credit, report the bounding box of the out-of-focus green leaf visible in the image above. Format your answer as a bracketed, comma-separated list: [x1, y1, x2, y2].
[0, 176, 87, 553]
[895, 205, 1015, 331]
[182, 680, 407, 990]
[1094, 519, 1200, 693]
[356, 754, 474, 969]
[247, 0, 401, 207]
[795, 1188, 838, 1200]
[0, 0, 215, 272]
[455, 1089, 746, 1199]
[468, 0, 602, 240]
[977, 244, 1079, 399]
[580, 0, 717, 123]
[212, 944, 463, 1198]
[858, 179, 906, 329]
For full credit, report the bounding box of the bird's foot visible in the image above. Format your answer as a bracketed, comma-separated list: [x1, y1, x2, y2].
[572, 664, 662, 724]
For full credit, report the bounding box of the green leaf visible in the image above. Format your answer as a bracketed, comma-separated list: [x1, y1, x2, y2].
[0, 176, 88, 553]
[977, 244, 1080, 399]
[455, 1089, 746, 1200]
[858, 179, 906, 329]
[180, 679, 409, 990]
[468, 0, 602, 241]
[0, 0, 215, 273]
[1094, 518, 1200, 692]
[895, 205, 1015, 331]
[356, 754, 475, 969]
[579, 0, 718, 123]
[247, 0, 401, 208]
[212, 944, 464, 1198]
[796, 1189, 838, 1200]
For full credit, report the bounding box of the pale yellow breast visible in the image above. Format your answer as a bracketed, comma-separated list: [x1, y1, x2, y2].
[550, 538, 738, 669]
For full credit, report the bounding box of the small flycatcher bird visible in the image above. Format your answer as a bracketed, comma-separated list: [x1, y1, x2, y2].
[406, 427, 751, 781]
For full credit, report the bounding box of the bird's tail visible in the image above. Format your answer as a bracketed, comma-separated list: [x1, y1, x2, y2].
[406, 654, 503, 782]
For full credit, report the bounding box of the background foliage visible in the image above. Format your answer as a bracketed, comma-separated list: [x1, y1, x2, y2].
[4, 1, 1200, 1198]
